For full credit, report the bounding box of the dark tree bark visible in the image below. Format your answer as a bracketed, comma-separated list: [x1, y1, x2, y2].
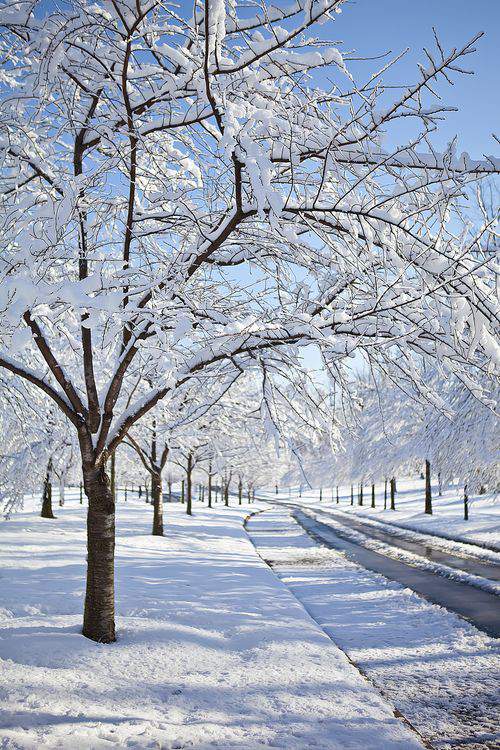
[275, 483, 278, 494]
[110, 452, 116, 502]
[168, 478, 172, 502]
[390, 477, 396, 510]
[124, 485, 127, 502]
[186, 453, 193, 516]
[138, 485, 142, 498]
[463, 485, 469, 521]
[238, 476, 243, 505]
[350, 484, 354, 505]
[425, 459, 432, 515]
[208, 464, 213, 508]
[371, 483, 375, 508]
[384, 479, 387, 510]
[151, 470, 163, 535]
[41, 460, 56, 519]
[358, 483, 363, 506]
[82, 462, 115, 643]
[438, 471, 443, 496]
[319, 487, 323, 501]
[181, 479, 185, 504]
[336, 486, 339, 504]
[224, 475, 230, 506]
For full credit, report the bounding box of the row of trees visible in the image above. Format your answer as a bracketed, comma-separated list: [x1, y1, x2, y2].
[0, 0, 498, 641]
[281, 369, 498, 518]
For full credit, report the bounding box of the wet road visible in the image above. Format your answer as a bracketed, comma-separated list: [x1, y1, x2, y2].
[288, 507, 500, 638]
[300, 505, 500, 581]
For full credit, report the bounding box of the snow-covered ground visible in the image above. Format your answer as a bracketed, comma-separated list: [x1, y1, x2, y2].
[0, 491, 425, 749]
[247, 507, 500, 750]
[264, 477, 499, 549]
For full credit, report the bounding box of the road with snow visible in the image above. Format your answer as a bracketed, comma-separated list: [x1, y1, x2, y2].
[274, 502, 500, 638]
[247, 506, 500, 750]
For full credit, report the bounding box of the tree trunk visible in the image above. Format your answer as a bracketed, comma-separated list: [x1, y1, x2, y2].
[319, 487, 323, 501]
[438, 471, 443, 496]
[208, 466, 213, 508]
[145, 482, 150, 504]
[82, 462, 115, 643]
[168, 479, 172, 502]
[425, 459, 432, 515]
[124, 485, 127, 502]
[384, 479, 387, 510]
[371, 483, 375, 508]
[224, 479, 229, 506]
[181, 479, 185, 504]
[358, 482, 363, 506]
[151, 470, 163, 535]
[41, 460, 55, 519]
[238, 477, 243, 505]
[390, 477, 396, 510]
[59, 474, 65, 506]
[336, 486, 339, 504]
[463, 485, 469, 521]
[186, 454, 193, 516]
[110, 452, 116, 503]
[80, 481, 83, 504]
[275, 483, 278, 494]
[350, 484, 354, 505]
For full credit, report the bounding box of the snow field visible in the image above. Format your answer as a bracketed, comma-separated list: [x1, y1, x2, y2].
[0, 491, 424, 749]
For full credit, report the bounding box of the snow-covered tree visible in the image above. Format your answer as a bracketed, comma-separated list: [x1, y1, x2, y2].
[1, 0, 498, 641]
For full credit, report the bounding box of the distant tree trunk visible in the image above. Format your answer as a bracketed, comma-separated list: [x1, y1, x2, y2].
[208, 465, 213, 508]
[350, 484, 354, 505]
[425, 459, 432, 515]
[168, 479, 172, 502]
[463, 485, 469, 521]
[336, 486, 339, 504]
[319, 487, 323, 501]
[384, 479, 387, 510]
[181, 479, 185, 504]
[252, 488, 255, 503]
[124, 485, 127, 502]
[358, 482, 363, 506]
[393, 478, 397, 493]
[275, 483, 278, 494]
[238, 477, 243, 505]
[57, 473, 66, 507]
[438, 471, 443, 496]
[82, 461, 115, 643]
[390, 477, 396, 510]
[371, 483, 375, 508]
[80, 481, 84, 504]
[151, 469, 163, 535]
[186, 454, 193, 516]
[214, 485, 219, 503]
[145, 481, 150, 504]
[224, 477, 230, 506]
[299, 485, 302, 497]
[41, 459, 55, 519]
[247, 485, 252, 503]
[138, 484, 142, 498]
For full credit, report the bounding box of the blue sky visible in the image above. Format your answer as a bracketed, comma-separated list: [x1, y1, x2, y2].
[328, 0, 499, 157]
